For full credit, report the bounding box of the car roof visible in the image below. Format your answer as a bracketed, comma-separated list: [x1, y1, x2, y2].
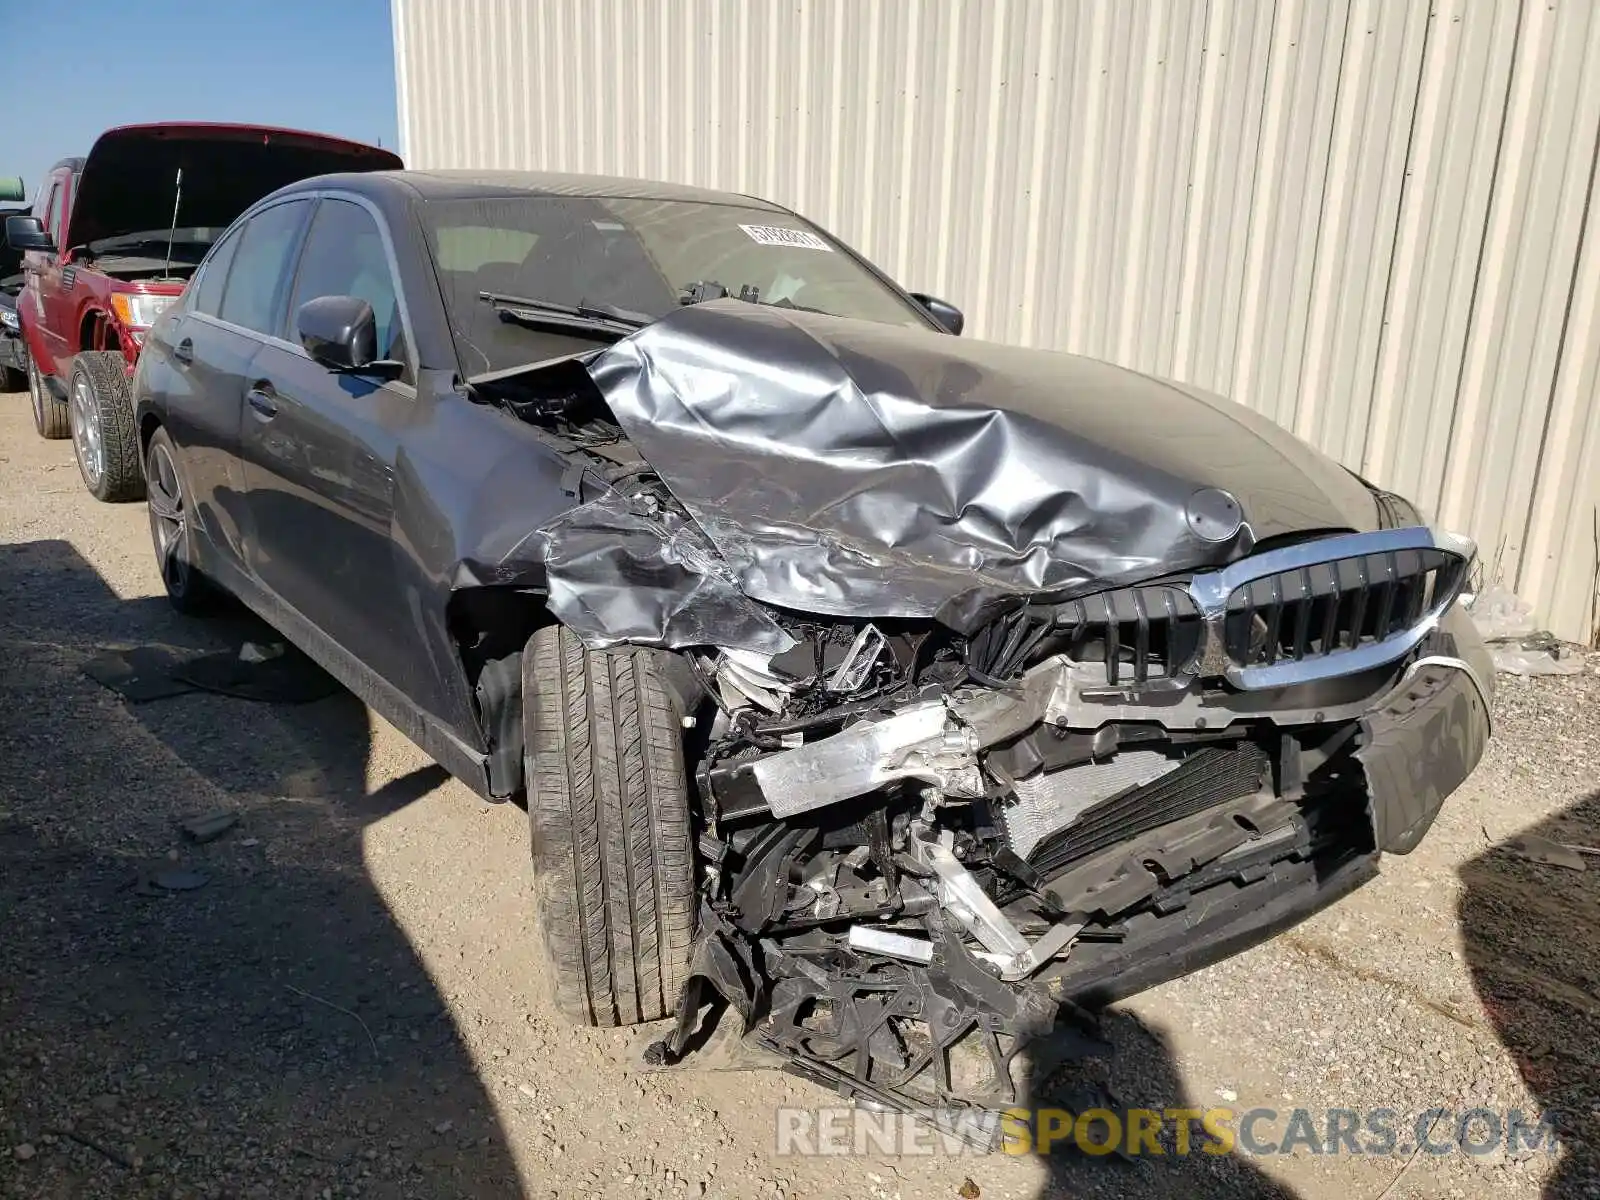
[281, 168, 791, 212]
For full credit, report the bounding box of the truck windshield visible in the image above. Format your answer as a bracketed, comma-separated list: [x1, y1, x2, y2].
[419, 194, 930, 375]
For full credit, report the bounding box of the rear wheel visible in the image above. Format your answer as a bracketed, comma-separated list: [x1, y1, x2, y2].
[524, 625, 697, 1027]
[70, 351, 144, 502]
[145, 426, 224, 615]
[27, 347, 68, 440]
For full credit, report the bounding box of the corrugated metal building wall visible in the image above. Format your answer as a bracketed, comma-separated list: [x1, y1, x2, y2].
[393, 0, 1600, 643]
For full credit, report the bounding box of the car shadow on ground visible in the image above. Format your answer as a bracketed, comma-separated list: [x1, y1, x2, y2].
[0, 539, 522, 1197]
[1014, 1010, 1299, 1200]
[1459, 786, 1600, 1197]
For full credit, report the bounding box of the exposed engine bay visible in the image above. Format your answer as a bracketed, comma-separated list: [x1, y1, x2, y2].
[86, 258, 199, 283]
[468, 301, 1495, 1132]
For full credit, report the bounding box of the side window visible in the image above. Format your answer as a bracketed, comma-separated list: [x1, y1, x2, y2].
[218, 200, 311, 335]
[287, 199, 405, 362]
[188, 225, 243, 317]
[43, 184, 63, 246]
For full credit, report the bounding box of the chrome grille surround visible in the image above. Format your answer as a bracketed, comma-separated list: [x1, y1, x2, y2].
[1183, 525, 1475, 689]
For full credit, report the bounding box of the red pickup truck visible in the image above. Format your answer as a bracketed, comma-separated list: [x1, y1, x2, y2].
[5, 123, 400, 500]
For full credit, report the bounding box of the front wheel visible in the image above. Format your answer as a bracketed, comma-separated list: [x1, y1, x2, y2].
[524, 625, 697, 1027]
[70, 351, 144, 502]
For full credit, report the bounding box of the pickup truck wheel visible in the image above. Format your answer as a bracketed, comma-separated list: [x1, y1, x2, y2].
[27, 349, 69, 440]
[524, 625, 696, 1027]
[145, 426, 225, 615]
[70, 351, 145, 502]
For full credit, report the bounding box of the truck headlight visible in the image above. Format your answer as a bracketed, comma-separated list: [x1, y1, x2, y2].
[0, 308, 17, 331]
[110, 293, 175, 329]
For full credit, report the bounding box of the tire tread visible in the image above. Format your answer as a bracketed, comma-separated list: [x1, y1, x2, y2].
[74, 351, 144, 502]
[526, 626, 695, 1027]
[29, 353, 69, 440]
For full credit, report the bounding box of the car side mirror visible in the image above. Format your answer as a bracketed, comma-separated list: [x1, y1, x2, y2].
[297, 295, 376, 371]
[909, 292, 964, 336]
[5, 215, 56, 254]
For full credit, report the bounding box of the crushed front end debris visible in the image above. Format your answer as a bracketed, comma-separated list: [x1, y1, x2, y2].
[470, 298, 1495, 1125]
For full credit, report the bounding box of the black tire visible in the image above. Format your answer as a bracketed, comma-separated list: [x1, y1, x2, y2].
[145, 425, 225, 615]
[26, 347, 69, 440]
[1, 365, 24, 392]
[70, 351, 145, 502]
[525, 625, 697, 1027]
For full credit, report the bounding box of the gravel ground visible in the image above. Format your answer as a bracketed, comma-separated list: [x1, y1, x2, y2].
[0, 387, 1596, 1200]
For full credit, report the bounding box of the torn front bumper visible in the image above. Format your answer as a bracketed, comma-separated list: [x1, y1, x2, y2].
[745, 602, 1493, 829]
[1358, 604, 1493, 853]
[1048, 603, 1493, 1004]
[1042, 656, 1487, 1007]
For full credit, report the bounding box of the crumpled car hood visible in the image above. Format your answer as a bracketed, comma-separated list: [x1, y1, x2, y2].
[560, 299, 1378, 644]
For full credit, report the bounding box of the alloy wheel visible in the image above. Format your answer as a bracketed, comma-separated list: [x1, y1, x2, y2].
[70, 374, 104, 488]
[147, 442, 191, 596]
[27, 356, 43, 428]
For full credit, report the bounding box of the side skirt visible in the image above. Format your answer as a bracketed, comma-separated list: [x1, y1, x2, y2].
[205, 551, 495, 799]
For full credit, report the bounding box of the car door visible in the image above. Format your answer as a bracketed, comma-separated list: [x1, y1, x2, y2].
[26, 173, 69, 372]
[237, 195, 420, 698]
[157, 197, 313, 566]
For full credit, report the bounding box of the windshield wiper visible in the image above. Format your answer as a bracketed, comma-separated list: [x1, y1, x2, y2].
[478, 292, 651, 340]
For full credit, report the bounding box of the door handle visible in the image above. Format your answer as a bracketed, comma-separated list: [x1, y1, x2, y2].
[246, 385, 279, 420]
[173, 338, 194, 366]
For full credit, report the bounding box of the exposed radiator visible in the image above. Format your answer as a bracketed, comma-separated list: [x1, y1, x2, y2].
[1004, 744, 1270, 877]
[1002, 750, 1181, 858]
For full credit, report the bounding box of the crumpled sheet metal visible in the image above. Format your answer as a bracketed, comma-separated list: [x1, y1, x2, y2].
[536, 486, 796, 653]
[582, 300, 1375, 633]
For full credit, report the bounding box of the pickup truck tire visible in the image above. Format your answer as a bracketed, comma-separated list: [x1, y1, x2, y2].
[524, 625, 696, 1027]
[27, 349, 69, 440]
[70, 352, 145, 502]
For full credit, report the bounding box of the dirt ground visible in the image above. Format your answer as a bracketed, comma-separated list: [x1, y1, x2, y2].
[1, 386, 1597, 1200]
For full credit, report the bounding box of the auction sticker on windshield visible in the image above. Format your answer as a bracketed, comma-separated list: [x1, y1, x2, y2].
[739, 224, 834, 251]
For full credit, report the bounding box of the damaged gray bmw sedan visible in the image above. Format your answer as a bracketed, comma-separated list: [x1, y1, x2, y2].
[132, 169, 1491, 1121]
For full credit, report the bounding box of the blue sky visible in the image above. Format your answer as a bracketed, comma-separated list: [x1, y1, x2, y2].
[3, 0, 398, 197]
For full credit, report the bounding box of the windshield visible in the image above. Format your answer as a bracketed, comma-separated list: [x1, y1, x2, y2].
[420, 195, 931, 375]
